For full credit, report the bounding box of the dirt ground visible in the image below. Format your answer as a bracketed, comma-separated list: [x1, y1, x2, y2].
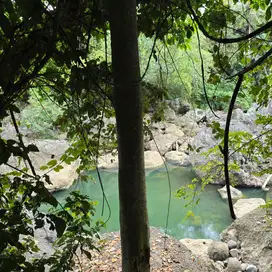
[74, 227, 219, 272]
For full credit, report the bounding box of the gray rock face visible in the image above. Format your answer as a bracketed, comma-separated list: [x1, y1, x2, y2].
[221, 208, 272, 272]
[146, 123, 185, 155]
[184, 103, 272, 188]
[218, 185, 243, 200]
[227, 257, 241, 272]
[234, 198, 266, 219]
[208, 241, 229, 261]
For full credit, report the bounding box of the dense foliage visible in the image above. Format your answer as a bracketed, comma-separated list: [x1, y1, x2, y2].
[0, 0, 272, 271]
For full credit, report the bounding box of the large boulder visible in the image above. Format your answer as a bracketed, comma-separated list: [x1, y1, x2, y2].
[148, 127, 184, 155]
[166, 98, 190, 115]
[234, 198, 266, 219]
[144, 151, 164, 169]
[227, 257, 241, 272]
[208, 241, 229, 261]
[218, 185, 243, 200]
[180, 238, 213, 259]
[0, 139, 79, 192]
[164, 151, 191, 166]
[221, 207, 272, 272]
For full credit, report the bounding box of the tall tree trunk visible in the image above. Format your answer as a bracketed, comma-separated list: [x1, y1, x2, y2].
[109, 1, 150, 271]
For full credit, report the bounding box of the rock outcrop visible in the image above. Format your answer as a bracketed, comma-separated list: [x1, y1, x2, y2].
[218, 185, 243, 200]
[0, 139, 79, 192]
[233, 198, 266, 219]
[221, 207, 272, 272]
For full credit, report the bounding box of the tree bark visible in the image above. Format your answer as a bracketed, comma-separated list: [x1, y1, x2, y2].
[109, 1, 150, 271]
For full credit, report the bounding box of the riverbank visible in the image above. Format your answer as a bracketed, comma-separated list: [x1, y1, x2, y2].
[74, 207, 272, 272]
[74, 227, 221, 272]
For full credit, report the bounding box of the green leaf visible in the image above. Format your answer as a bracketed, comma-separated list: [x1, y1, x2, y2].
[266, 7, 271, 21]
[53, 216, 66, 238]
[186, 30, 192, 39]
[6, 139, 17, 146]
[82, 249, 93, 261]
[54, 165, 64, 172]
[8, 104, 20, 113]
[0, 14, 12, 37]
[0, 140, 11, 165]
[44, 174, 52, 185]
[40, 165, 48, 171]
[47, 160, 57, 167]
[27, 144, 39, 152]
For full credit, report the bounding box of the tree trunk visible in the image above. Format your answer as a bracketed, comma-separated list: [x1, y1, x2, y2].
[109, 1, 150, 271]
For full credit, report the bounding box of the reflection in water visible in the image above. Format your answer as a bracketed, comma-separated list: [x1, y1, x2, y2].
[177, 223, 220, 240]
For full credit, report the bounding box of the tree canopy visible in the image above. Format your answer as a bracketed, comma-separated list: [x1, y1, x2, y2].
[0, 0, 272, 271]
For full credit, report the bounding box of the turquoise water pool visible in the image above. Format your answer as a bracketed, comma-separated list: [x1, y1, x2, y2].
[47, 166, 267, 240]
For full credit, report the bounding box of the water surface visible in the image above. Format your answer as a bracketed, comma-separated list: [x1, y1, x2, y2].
[50, 166, 267, 240]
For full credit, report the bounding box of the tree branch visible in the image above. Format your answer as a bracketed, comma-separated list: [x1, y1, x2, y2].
[186, 0, 272, 44]
[223, 75, 244, 220]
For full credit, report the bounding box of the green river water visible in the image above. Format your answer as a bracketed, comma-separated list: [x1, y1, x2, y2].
[49, 166, 267, 240]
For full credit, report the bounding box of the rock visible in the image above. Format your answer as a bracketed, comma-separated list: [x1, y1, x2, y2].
[144, 151, 164, 169]
[164, 108, 176, 123]
[234, 198, 266, 219]
[98, 152, 119, 169]
[208, 241, 229, 261]
[241, 263, 248, 271]
[149, 134, 181, 155]
[0, 139, 80, 192]
[164, 123, 185, 138]
[233, 170, 265, 188]
[179, 238, 213, 258]
[221, 208, 272, 272]
[246, 264, 258, 272]
[44, 160, 79, 192]
[216, 260, 225, 268]
[164, 151, 191, 166]
[166, 98, 190, 115]
[98, 151, 164, 170]
[227, 257, 241, 272]
[218, 185, 243, 200]
[227, 240, 238, 250]
[230, 248, 239, 258]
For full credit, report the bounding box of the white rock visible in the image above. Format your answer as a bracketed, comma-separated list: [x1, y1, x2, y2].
[179, 238, 213, 258]
[164, 123, 185, 138]
[234, 198, 266, 218]
[164, 151, 191, 166]
[228, 257, 242, 272]
[144, 151, 164, 169]
[218, 185, 243, 200]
